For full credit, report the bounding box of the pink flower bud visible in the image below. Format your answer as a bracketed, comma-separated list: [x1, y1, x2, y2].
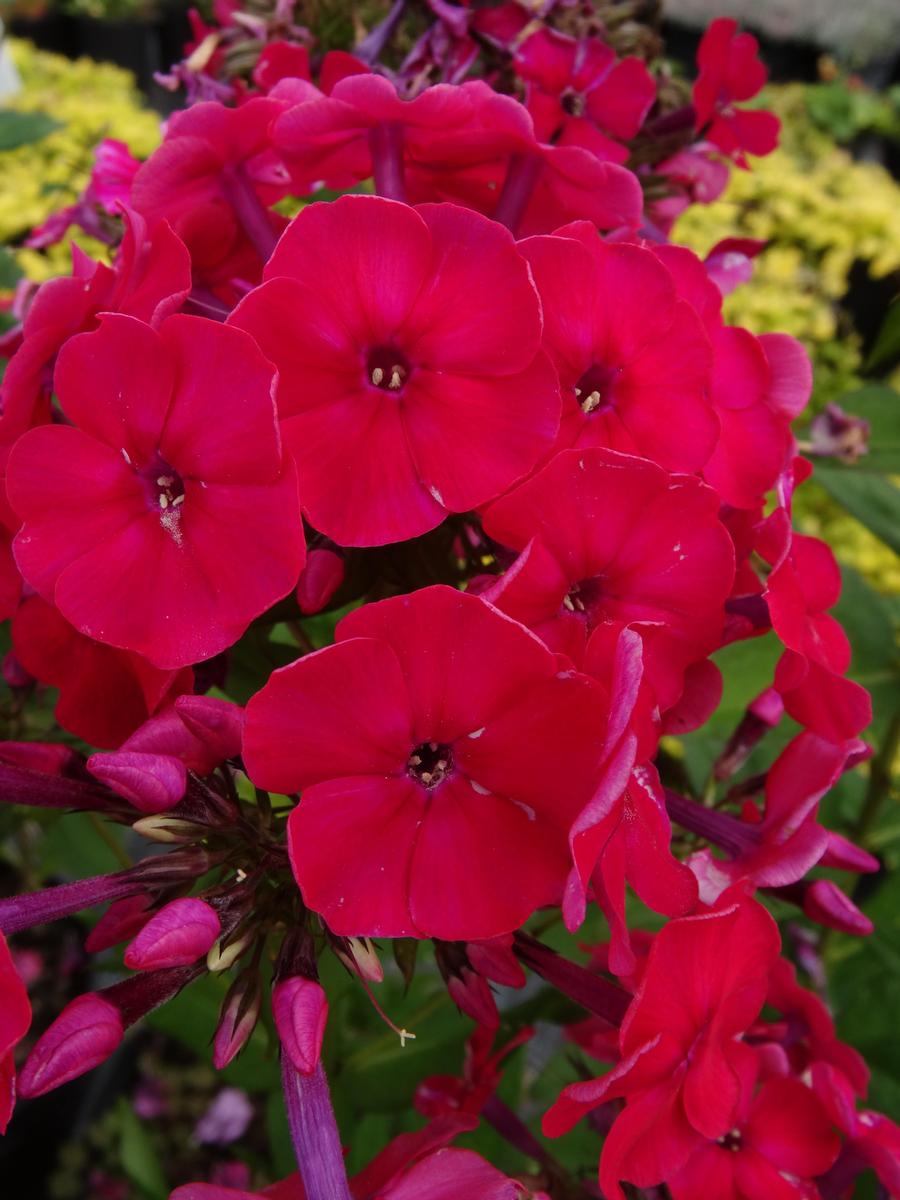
[86, 893, 153, 954]
[213, 974, 262, 1070]
[296, 547, 344, 614]
[0, 740, 85, 776]
[803, 880, 873, 937]
[273, 977, 328, 1075]
[448, 967, 499, 1029]
[466, 936, 526, 988]
[820, 831, 879, 875]
[87, 750, 187, 813]
[174, 695, 243, 761]
[124, 898, 221, 971]
[18, 993, 123, 1098]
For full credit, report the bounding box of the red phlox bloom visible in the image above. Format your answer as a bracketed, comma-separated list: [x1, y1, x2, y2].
[11, 595, 192, 749]
[543, 896, 781, 1199]
[481, 448, 735, 710]
[651, 141, 730, 236]
[517, 225, 717, 472]
[693, 18, 780, 165]
[229, 195, 560, 546]
[514, 28, 656, 164]
[131, 98, 291, 284]
[703, 329, 812, 509]
[252, 42, 312, 93]
[687, 731, 852, 898]
[415, 1024, 533, 1118]
[812, 1063, 900, 1199]
[669, 1057, 840, 1200]
[0, 931, 31, 1133]
[7, 313, 304, 669]
[243, 585, 612, 940]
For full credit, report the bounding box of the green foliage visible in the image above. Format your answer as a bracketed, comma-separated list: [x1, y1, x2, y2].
[0, 108, 62, 150]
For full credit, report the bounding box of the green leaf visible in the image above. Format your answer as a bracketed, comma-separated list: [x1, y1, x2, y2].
[0, 109, 63, 151]
[117, 1100, 168, 1199]
[867, 300, 900, 372]
[831, 386, 900, 473]
[815, 465, 900, 555]
[0, 246, 22, 289]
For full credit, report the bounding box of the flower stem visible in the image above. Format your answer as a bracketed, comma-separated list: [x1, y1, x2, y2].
[281, 1058, 353, 1200]
[513, 932, 631, 1025]
[369, 123, 406, 202]
[493, 154, 541, 235]
[224, 164, 278, 262]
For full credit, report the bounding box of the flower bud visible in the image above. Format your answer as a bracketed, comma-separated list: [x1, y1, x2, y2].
[87, 750, 187, 814]
[213, 972, 262, 1070]
[802, 880, 873, 937]
[466, 935, 526, 989]
[447, 967, 499, 1029]
[295, 547, 344, 614]
[132, 814, 208, 844]
[273, 977, 328, 1075]
[124, 898, 221, 971]
[86, 893, 153, 954]
[173, 695, 243, 762]
[331, 935, 383, 983]
[207, 929, 254, 973]
[18, 993, 123, 1098]
[819, 831, 879, 875]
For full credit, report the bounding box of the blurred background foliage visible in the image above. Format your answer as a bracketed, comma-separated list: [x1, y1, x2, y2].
[0, 15, 898, 1200]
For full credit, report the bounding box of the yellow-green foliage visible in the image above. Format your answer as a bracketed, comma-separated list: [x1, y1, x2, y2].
[2, 37, 160, 281]
[676, 84, 900, 403]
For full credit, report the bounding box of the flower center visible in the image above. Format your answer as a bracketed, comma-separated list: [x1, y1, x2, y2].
[563, 577, 605, 622]
[561, 90, 587, 117]
[132, 453, 186, 545]
[407, 741, 453, 789]
[574, 363, 620, 414]
[367, 346, 411, 392]
[717, 1128, 742, 1152]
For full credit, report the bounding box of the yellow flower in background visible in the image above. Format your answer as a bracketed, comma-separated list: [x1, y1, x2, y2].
[1, 38, 160, 281]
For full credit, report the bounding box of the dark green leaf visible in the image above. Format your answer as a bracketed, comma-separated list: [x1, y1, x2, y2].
[392, 939, 419, 992]
[0, 109, 63, 151]
[815, 465, 900, 555]
[0, 246, 22, 289]
[867, 301, 900, 372]
[117, 1100, 168, 1199]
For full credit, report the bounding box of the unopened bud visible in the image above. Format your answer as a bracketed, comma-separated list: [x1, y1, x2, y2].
[466, 935, 526, 988]
[273, 977, 328, 1075]
[87, 750, 187, 814]
[124, 898, 221, 971]
[331, 936, 383, 983]
[174, 695, 243, 762]
[132, 814, 207, 844]
[820, 831, 879, 875]
[447, 967, 499, 1029]
[18, 993, 123, 1098]
[295, 547, 344, 615]
[207, 929, 254, 973]
[86, 893, 153, 954]
[213, 971, 262, 1070]
[802, 880, 873, 937]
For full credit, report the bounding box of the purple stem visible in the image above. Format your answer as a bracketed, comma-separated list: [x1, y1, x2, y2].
[355, 0, 407, 64]
[105, 961, 206, 1027]
[223, 164, 278, 262]
[493, 154, 542, 235]
[0, 761, 121, 812]
[482, 1095, 558, 1173]
[663, 788, 752, 858]
[0, 848, 212, 934]
[281, 1059, 353, 1200]
[369, 123, 407, 201]
[513, 933, 631, 1025]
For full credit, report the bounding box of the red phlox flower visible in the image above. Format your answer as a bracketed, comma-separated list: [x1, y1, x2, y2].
[668, 1056, 840, 1200]
[415, 1023, 533, 1117]
[650, 141, 730, 236]
[704, 237, 767, 297]
[11, 595, 192, 749]
[812, 1063, 900, 1199]
[481, 448, 735, 710]
[243, 585, 612, 940]
[693, 18, 780, 165]
[25, 138, 143, 250]
[131, 98, 291, 285]
[514, 28, 656, 164]
[517, 225, 717, 472]
[7, 313, 304, 669]
[252, 42, 312, 93]
[687, 731, 852, 898]
[229, 195, 560, 546]
[543, 896, 781, 1199]
[703, 329, 812, 509]
[0, 931, 31, 1133]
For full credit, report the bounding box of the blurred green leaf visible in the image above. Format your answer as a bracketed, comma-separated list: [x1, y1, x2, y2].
[867, 302, 900, 372]
[0, 246, 22, 289]
[118, 1100, 168, 1199]
[815, 465, 900, 555]
[0, 109, 63, 151]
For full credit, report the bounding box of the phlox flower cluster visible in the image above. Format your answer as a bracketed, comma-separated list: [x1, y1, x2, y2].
[0, 5, 894, 1199]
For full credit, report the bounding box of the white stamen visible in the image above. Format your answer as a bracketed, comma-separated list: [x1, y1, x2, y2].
[371, 366, 384, 386]
[388, 367, 403, 390]
[573, 387, 582, 397]
[159, 494, 169, 509]
[563, 594, 576, 612]
[581, 390, 602, 414]
[157, 475, 174, 487]
[398, 1028, 416, 1048]
[172, 494, 185, 507]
